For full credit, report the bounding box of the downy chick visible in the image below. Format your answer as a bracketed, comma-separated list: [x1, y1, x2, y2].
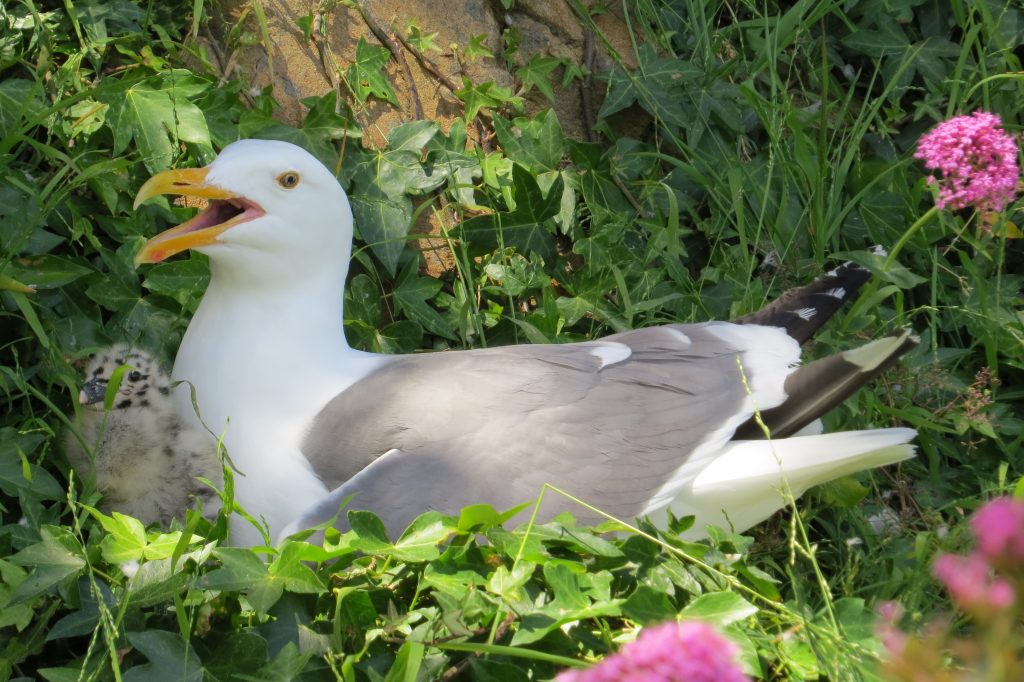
[65, 344, 222, 525]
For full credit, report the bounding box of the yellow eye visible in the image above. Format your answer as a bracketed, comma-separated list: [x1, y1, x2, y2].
[277, 171, 300, 189]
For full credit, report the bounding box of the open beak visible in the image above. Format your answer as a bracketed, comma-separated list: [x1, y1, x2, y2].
[133, 166, 265, 264]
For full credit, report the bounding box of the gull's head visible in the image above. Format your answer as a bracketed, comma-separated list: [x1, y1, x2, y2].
[133, 140, 352, 279]
[79, 345, 173, 413]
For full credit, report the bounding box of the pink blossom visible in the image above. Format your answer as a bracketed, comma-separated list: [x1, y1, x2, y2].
[875, 601, 907, 654]
[556, 620, 750, 682]
[970, 497, 1024, 566]
[932, 552, 1015, 613]
[914, 111, 1020, 211]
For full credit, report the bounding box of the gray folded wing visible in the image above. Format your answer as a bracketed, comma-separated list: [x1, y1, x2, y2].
[299, 323, 789, 535]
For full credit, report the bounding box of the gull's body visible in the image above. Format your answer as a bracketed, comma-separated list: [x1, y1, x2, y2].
[65, 345, 222, 525]
[134, 140, 916, 547]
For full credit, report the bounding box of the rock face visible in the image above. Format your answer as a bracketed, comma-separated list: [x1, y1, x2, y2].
[209, 0, 636, 145]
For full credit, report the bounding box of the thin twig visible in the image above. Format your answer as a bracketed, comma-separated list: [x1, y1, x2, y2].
[392, 27, 461, 95]
[580, 27, 596, 141]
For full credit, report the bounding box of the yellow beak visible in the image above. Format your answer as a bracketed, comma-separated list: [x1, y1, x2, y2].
[133, 167, 260, 265]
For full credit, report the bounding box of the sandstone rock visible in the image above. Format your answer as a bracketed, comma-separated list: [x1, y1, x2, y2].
[210, 0, 636, 143]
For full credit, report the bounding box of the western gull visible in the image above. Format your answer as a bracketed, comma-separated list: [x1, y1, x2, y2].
[132, 139, 917, 546]
[65, 345, 222, 525]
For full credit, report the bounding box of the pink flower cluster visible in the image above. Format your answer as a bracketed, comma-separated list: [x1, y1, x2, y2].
[930, 496, 1024, 615]
[557, 621, 750, 682]
[971, 496, 1024, 568]
[914, 111, 1020, 211]
[932, 553, 1014, 613]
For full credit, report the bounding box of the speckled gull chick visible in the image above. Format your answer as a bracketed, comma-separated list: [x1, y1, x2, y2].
[132, 139, 917, 547]
[65, 345, 222, 525]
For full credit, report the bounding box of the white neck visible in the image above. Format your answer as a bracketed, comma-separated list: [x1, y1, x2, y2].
[173, 253, 378, 435]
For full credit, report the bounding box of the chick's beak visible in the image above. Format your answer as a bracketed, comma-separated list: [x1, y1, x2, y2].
[80, 379, 107, 406]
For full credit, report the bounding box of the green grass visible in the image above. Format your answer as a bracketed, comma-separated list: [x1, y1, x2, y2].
[1, 0, 1022, 679]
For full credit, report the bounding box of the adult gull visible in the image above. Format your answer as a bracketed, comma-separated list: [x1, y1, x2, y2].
[133, 139, 916, 546]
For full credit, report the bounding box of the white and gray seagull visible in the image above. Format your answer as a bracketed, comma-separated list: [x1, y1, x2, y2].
[65, 344, 223, 525]
[132, 139, 917, 547]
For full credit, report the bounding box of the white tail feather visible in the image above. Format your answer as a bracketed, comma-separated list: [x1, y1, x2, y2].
[652, 428, 916, 538]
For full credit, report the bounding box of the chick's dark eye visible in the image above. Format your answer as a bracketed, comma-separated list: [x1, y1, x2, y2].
[127, 370, 143, 382]
[277, 171, 300, 189]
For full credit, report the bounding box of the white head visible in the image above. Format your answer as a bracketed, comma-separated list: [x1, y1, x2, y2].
[133, 140, 353, 286]
[79, 344, 173, 413]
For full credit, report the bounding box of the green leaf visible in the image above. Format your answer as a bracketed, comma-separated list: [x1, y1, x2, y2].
[679, 591, 757, 626]
[456, 164, 562, 261]
[383, 639, 425, 682]
[0, 428, 63, 500]
[392, 511, 457, 562]
[492, 110, 565, 172]
[123, 630, 203, 682]
[464, 34, 494, 62]
[142, 256, 210, 299]
[347, 510, 393, 552]
[203, 548, 271, 592]
[515, 55, 562, 102]
[350, 191, 412, 276]
[269, 542, 327, 594]
[455, 78, 523, 122]
[406, 23, 441, 54]
[0, 182, 42, 257]
[387, 120, 440, 152]
[347, 37, 399, 106]
[393, 261, 457, 339]
[486, 561, 535, 601]
[622, 584, 678, 624]
[456, 502, 532, 532]
[8, 527, 86, 605]
[4, 255, 93, 290]
[841, 24, 909, 57]
[0, 78, 45, 138]
[100, 71, 212, 172]
[94, 510, 148, 564]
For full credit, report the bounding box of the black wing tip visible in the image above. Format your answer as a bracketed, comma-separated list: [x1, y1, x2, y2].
[736, 246, 891, 344]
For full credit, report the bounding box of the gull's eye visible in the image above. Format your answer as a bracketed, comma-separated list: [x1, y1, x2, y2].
[127, 370, 143, 382]
[277, 171, 301, 189]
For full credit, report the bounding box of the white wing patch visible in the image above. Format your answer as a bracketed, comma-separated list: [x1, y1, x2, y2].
[794, 307, 817, 320]
[590, 342, 632, 369]
[823, 287, 846, 299]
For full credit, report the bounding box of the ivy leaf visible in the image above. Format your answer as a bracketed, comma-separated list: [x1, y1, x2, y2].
[349, 190, 412, 277]
[347, 37, 398, 106]
[142, 256, 209, 302]
[465, 34, 494, 62]
[516, 55, 563, 103]
[123, 630, 203, 682]
[202, 547, 285, 615]
[100, 71, 212, 172]
[0, 78, 45, 139]
[393, 261, 457, 340]
[455, 78, 523, 122]
[8, 526, 86, 605]
[841, 23, 910, 57]
[622, 584, 677, 624]
[269, 542, 327, 594]
[407, 22, 441, 54]
[456, 163, 562, 261]
[392, 512, 457, 562]
[240, 92, 360, 168]
[492, 110, 565, 172]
